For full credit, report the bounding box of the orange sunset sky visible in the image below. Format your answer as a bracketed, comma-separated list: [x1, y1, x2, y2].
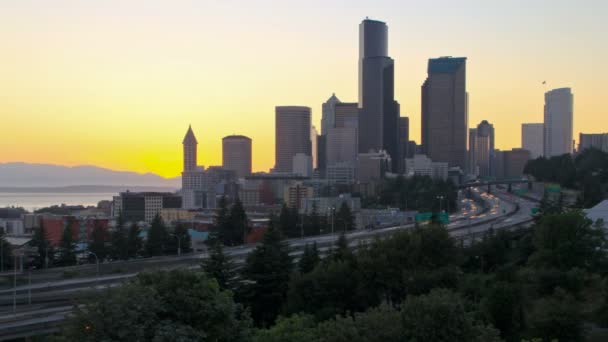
[1, 0, 607, 177]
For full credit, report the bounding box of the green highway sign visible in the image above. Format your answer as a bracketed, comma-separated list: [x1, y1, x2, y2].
[531, 207, 540, 214]
[415, 212, 433, 222]
[438, 212, 449, 224]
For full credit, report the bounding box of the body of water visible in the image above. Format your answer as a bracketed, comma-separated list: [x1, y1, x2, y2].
[0, 192, 115, 212]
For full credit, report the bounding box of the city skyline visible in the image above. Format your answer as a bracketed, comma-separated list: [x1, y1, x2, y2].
[2, 0, 607, 177]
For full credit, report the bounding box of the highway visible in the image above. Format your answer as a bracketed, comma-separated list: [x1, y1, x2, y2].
[0, 188, 538, 340]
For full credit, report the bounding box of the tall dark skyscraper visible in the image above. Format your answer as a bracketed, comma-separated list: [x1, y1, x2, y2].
[183, 125, 198, 172]
[399, 117, 409, 171]
[421, 57, 468, 171]
[358, 18, 400, 172]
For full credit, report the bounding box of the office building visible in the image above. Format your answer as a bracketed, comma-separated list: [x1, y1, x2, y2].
[358, 18, 400, 172]
[356, 150, 391, 182]
[522, 123, 544, 159]
[311, 125, 318, 168]
[544, 88, 573, 157]
[316, 135, 327, 175]
[183, 125, 197, 172]
[421, 57, 468, 170]
[283, 183, 314, 209]
[404, 154, 449, 181]
[327, 162, 356, 185]
[579, 133, 608, 152]
[503, 148, 531, 179]
[292, 153, 313, 177]
[334, 102, 358, 128]
[275, 106, 312, 173]
[222, 135, 252, 178]
[469, 120, 494, 177]
[321, 94, 341, 136]
[326, 126, 358, 166]
[113, 192, 182, 223]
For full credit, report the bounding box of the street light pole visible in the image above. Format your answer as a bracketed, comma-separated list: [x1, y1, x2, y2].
[331, 207, 335, 235]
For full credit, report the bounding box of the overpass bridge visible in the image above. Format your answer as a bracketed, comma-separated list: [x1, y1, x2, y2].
[458, 179, 532, 193]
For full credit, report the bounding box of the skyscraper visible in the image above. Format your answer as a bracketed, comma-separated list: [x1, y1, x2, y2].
[521, 123, 544, 158]
[421, 57, 468, 171]
[399, 117, 409, 171]
[222, 135, 252, 178]
[334, 102, 358, 128]
[275, 106, 312, 173]
[579, 133, 608, 152]
[321, 94, 341, 136]
[544, 88, 573, 157]
[358, 18, 400, 172]
[183, 125, 197, 172]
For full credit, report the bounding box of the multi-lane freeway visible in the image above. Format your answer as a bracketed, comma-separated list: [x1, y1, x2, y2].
[0, 188, 538, 340]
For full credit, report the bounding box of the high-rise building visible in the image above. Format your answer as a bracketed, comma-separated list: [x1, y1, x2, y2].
[522, 123, 544, 159]
[183, 125, 197, 172]
[421, 57, 468, 171]
[468, 120, 494, 177]
[311, 125, 318, 168]
[321, 94, 341, 136]
[399, 117, 409, 171]
[292, 153, 312, 178]
[358, 18, 400, 172]
[334, 102, 358, 128]
[356, 150, 391, 183]
[579, 133, 608, 153]
[275, 106, 312, 173]
[544, 88, 573, 157]
[503, 148, 531, 179]
[222, 135, 252, 178]
[326, 126, 358, 167]
[404, 154, 449, 181]
[317, 135, 327, 175]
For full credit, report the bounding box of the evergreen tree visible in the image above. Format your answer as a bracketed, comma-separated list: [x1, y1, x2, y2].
[126, 223, 142, 258]
[298, 242, 320, 274]
[145, 214, 167, 256]
[30, 222, 53, 268]
[202, 240, 236, 291]
[239, 222, 293, 326]
[335, 202, 355, 232]
[225, 199, 248, 246]
[304, 203, 322, 237]
[0, 228, 12, 271]
[332, 232, 353, 262]
[89, 221, 107, 261]
[110, 212, 128, 260]
[213, 195, 230, 242]
[57, 226, 77, 266]
[278, 203, 292, 237]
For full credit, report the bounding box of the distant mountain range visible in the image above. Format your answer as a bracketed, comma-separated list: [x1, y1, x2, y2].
[0, 163, 180, 190]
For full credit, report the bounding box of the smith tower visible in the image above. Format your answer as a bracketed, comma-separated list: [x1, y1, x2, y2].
[358, 18, 400, 172]
[183, 125, 198, 172]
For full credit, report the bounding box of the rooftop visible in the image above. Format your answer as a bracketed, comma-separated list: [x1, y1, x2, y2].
[428, 57, 467, 74]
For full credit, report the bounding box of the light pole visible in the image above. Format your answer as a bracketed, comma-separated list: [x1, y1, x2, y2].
[13, 255, 17, 314]
[437, 196, 444, 213]
[89, 252, 99, 284]
[330, 207, 335, 235]
[171, 233, 185, 256]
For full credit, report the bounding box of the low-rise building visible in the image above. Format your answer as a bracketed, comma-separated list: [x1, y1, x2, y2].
[404, 154, 448, 180]
[113, 192, 182, 223]
[283, 183, 314, 208]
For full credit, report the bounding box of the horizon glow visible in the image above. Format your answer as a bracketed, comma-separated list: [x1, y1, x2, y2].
[1, 0, 607, 177]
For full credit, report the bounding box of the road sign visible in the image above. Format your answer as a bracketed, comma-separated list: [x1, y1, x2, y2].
[415, 212, 433, 222]
[531, 207, 539, 215]
[546, 184, 561, 193]
[438, 212, 449, 224]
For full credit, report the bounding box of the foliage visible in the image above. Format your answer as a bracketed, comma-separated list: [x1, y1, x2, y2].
[202, 240, 236, 291]
[145, 214, 167, 256]
[88, 221, 108, 261]
[109, 212, 128, 260]
[0, 228, 13, 270]
[29, 222, 54, 269]
[164, 223, 192, 255]
[126, 223, 143, 258]
[298, 242, 320, 274]
[335, 202, 355, 232]
[530, 210, 607, 271]
[239, 223, 292, 326]
[57, 227, 77, 266]
[527, 288, 585, 342]
[58, 269, 252, 341]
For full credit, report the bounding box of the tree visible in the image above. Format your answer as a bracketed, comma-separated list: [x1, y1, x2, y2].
[331, 232, 353, 263]
[528, 288, 584, 342]
[202, 240, 236, 291]
[401, 289, 502, 342]
[29, 222, 53, 269]
[225, 198, 249, 246]
[145, 214, 167, 256]
[335, 202, 355, 232]
[481, 281, 524, 341]
[0, 228, 12, 271]
[58, 269, 252, 341]
[531, 210, 608, 271]
[109, 212, 128, 260]
[126, 223, 142, 258]
[279, 203, 298, 238]
[57, 226, 77, 266]
[298, 242, 320, 274]
[303, 203, 322, 237]
[164, 223, 192, 255]
[213, 196, 230, 242]
[239, 223, 292, 326]
[88, 222, 107, 262]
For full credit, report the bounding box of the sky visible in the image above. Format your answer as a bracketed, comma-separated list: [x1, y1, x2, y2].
[1, 0, 607, 177]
